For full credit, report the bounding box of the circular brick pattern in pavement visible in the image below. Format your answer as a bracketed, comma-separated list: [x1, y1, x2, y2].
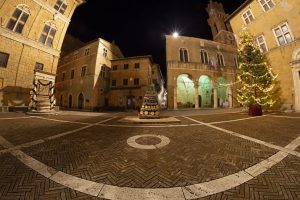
[127, 134, 170, 149]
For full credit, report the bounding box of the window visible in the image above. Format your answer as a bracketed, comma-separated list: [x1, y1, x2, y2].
[35, 62, 44, 70]
[256, 35, 268, 53]
[124, 64, 129, 69]
[259, 0, 274, 12]
[0, 52, 9, 68]
[111, 80, 116, 86]
[217, 53, 225, 67]
[39, 23, 56, 47]
[179, 48, 189, 62]
[81, 66, 87, 77]
[134, 78, 139, 85]
[123, 79, 128, 86]
[134, 63, 140, 69]
[100, 65, 106, 78]
[73, 52, 78, 59]
[84, 48, 90, 56]
[71, 69, 75, 79]
[273, 23, 293, 46]
[103, 48, 108, 57]
[62, 72, 65, 81]
[200, 49, 209, 64]
[7, 5, 30, 34]
[112, 65, 117, 70]
[242, 9, 255, 25]
[54, 0, 67, 14]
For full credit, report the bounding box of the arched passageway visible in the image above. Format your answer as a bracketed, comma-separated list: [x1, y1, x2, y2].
[198, 75, 213, 108]
[78, 93, 84, 109]
[176, 74, 195, 108]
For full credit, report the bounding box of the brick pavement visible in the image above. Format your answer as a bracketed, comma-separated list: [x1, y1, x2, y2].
[23, 125, 276, 188]
[0, 111, 299, 199]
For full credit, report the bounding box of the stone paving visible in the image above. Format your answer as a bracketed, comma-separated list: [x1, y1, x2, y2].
[0, 110, 299, 199]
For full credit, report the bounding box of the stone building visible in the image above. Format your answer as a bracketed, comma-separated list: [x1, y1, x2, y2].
[109, 56, 164, 109]
[166, 0, 238, 110]
[55, 38, 124, 110]
[0, 0, 84, 112]
[227, 0, 300, 112]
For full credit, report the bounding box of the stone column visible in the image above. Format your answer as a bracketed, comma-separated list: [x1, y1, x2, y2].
[214, 86, 218, 109]
[228, 86, 233, 108]
[194, 83, 199, 109]
[174, 86, 178, 110]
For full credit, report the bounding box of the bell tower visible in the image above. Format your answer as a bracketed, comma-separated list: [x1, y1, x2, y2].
[206, 0, 236, 45]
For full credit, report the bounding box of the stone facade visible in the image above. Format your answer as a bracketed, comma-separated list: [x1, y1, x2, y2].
[227, 0, 300, 111]
[0, 0, 84, 111]
[109, 56, 164, 109]
[166, 1, 238, 110]
[55, 38, 124, 110]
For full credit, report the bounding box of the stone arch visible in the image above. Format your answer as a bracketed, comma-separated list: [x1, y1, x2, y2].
[78, 93, 84, 109]
[176, 74, 195, 108]
[198, 75, 214, 107]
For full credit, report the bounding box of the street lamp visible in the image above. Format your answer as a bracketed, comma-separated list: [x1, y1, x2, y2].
[172, 32, 179, 38]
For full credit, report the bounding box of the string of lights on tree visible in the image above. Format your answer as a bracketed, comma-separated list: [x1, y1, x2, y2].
[236, 30, 278, 107]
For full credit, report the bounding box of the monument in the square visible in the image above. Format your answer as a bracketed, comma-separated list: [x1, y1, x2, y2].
[139, 87, 160, 119]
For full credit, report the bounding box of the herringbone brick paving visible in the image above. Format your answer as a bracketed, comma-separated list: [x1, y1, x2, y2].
[0, 118, 84, 145]
[0, 153, 104, 200]
[216, 116, 299, 147]
[200, 155, 300, 200]
[24, 125, 276, 188]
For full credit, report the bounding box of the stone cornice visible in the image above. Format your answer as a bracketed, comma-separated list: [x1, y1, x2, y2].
[0, 27, 60, 57]
[32, 0, 71, 24]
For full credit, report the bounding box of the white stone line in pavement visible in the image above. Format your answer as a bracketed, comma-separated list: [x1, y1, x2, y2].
[0, 116, 34, 120]
[0, 117, 117, 154]
[209, 115, 266, 125]
[127, 134, 170, 150]
[183, 116, 300, 158]
[32, 116, 91, 125]
[269, 115, 300, 119]
[97, 123, 202, 128]
[98, 185, 185, 200]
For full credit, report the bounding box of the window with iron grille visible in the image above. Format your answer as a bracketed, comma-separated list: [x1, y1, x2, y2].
[35, 62, 44, 71]
[81, 66, 87, 77]
[123, 79, 128, 86]
[134, 78, 139, 85]
[71, 69, 75, 79]
[0, 52, 9, 68]
[111, 80, 116, 86]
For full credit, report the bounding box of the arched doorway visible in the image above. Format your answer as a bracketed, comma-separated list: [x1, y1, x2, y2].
[217, 77, 228, 108]
[68, 95, 72, 108]
[78, 93, 84, 109]
[177, 74, 194, 108]
[199, 75, 213, 108]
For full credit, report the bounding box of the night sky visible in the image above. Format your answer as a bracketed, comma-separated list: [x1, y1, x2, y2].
[68, 0, 244, 77]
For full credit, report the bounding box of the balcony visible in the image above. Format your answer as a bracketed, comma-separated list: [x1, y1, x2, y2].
[167, 61, 235, 73]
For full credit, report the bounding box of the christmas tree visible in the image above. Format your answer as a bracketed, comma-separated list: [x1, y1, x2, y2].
[237, 30, 278, 114]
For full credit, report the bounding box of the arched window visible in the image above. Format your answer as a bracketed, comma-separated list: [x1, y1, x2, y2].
[54, 0, 67, 14]
[7, 5, 30, 33]
[217, 52, 225, 67]
[200, 49, 209, 65]
[179, 48, 189, 63]
[78, 93, 84, 109]
[39, 22, 57, 47]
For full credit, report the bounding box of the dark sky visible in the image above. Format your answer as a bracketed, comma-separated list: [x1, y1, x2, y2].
[68, 0, 244, 77]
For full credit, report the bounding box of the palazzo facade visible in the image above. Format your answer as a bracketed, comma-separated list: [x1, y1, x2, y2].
[167, 1, 238, 110]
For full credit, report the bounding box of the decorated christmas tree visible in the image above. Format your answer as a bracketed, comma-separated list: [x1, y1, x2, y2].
[237, 30, 278, 115]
